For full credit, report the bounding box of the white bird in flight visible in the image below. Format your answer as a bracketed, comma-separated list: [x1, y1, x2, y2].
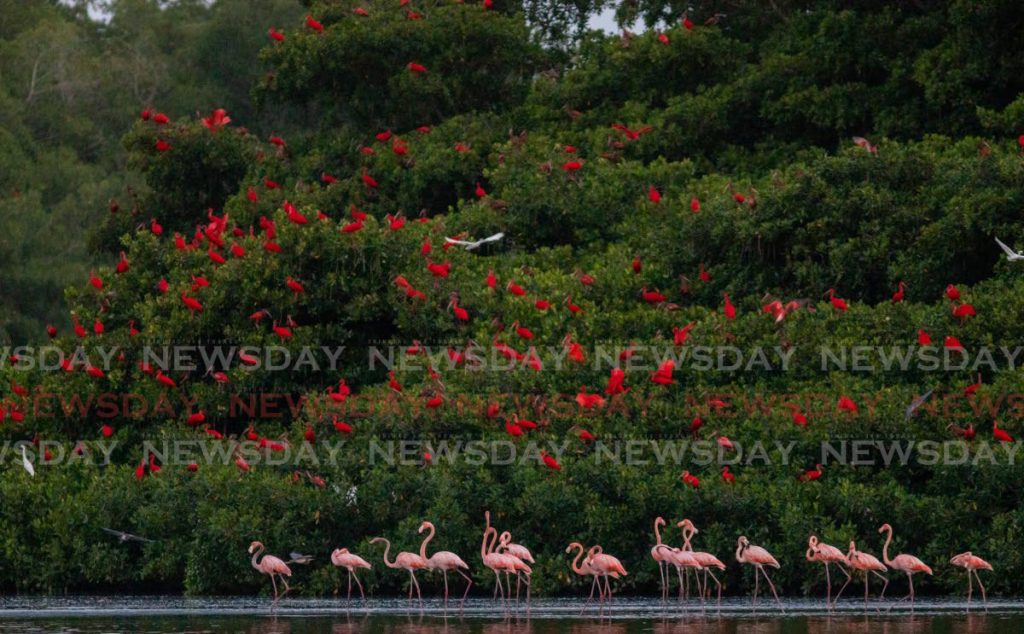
[21, 445, 35, 477]
[995, 237, 1024, 262]
[444, 232, 505, 251]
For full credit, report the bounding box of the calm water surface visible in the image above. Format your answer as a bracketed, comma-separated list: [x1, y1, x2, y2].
[0, 597, 1020, 633]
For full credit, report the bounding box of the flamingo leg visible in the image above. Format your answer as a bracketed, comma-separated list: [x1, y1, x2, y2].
[604, 575, 612, 601]
[824, 562, 832, 607]
[270, 573, 279, 602]
[411, 571, 423, 605]
[864, 572, 869, 606]
[493, 570, 504, 602]
[347, 570, 352, 601]
[965, 570, 973, 607]
[457, 568, 473, 608]
[705, 569, 722, 606]
[974, 570, 987, 605]
[875, 571, 888, 602]
[658, 561, 667, 602]
[516, 571, 521, 603]
[752, 566, 760, 605]
[353, 570, 366, 602]
[443, 569, 450, 608]
[834, 568, 853, 606]
[761, 567, 782, 609]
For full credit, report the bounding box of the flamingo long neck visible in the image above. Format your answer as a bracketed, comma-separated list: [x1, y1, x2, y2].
[379, 538, 398, 568]
[653, 519, 663, 546]
[881, 527, 893, 565]
[736, 541, 746, 563]
[569, 544, 586, 574]
[481, 527, 490, 559]
[250, 544, 264, 570]
[487, 527, 500, 555]
[419, 524, 435, 560]
[681, 526, 694, 551]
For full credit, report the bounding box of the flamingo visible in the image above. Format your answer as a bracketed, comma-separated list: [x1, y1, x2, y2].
[654, 543, 703, 602]
[566, 542, 605, 608]
[586, 545, 628, 601]
[949, 552, 993, 606]
[418, 521, 472, 608]
[806, 535, 851, 607]
[680, 520, 726, 605]
[370, 536, 426, 604]
[735, 536, 782, 608]
[248, 541, 292, 602]
[879, 523, 932, 603]
[481, 512, 509, 602]
[651, 517, 673, 600]
[330, 547, 371, 601]
[497, 530, 533, 605]
[840, 540, 888, 606]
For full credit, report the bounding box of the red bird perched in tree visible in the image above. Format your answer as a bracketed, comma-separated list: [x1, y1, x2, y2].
[286, 276, 305, 296]
[641, 286, 666, 304]
[800, 464, 823, 482]
[565, 294, 582, 314]
[838, 395, 857, 414]
[201, 108, 231, 131]
[427, 260, 451, 278]
[511, 321, 534, 340]
[611, 123, 653, 141]
[561, 160, 583, 171]
[507, 280, 526, 296]
[360, 170, 378, 188]
[375, 130, 392, 142]
[150, 218, 163, 235]
[698, 262, 710, 283]
[648, 186, 661, 204]
[945, 284, 961, 301]
[605, 367, 627, 395]
[268, 28, 285, 42]
[474, 182, 487, 198]
[449, 296, 469, 321]
[283, 200, 307, 225]
[341, 219, 364, 234]
[993, 421, 1013, 443]
[269, 135, 286, 148]
[46, 324, 57, 339]
[673, 323, 695, 345]
[540, 451, 561, 471]
[534, 298, 551, 310]
[321, 172, 337, 184]
[952, 303, 976, 321]
[505, 420, 524, 437]
[408, 62, 427, 73]
[947, 423, 976, 441]
[575, 387, 606, 409]
[827, 288, 848, 311]
[116, 251, 130, 273]
[306, 15, 324, 31]
[208, 247, 225, 265]
[917, 329, 932, 345]
[690, 416, 703, 437]
[682, 15, 694, 29]
[657, 33, 669, 45]
[690, 197, 700, 212]
[152, 112, 170, 124]
[651, 360, 675, 385]
[892, 280, 905, 303]
[89, 272, 103, 290]
[387, 213, 405, 230]
[632, 256, 642, 273]
[788, 405, 808, 427]
[181, 293, 204, 315]
[680, 470, 700, 488]
[721, 466, 735, 484]
[333, 418, 353, 434]
[723, 293, 736, 320]
[945, 335, 964, 350]
[352, 6, 369, 16]
[155, 139, 171, 152]
[387, 371, 402, 393]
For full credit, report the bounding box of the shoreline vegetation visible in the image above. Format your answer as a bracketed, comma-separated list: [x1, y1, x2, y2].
[1, 0, 1024, 598]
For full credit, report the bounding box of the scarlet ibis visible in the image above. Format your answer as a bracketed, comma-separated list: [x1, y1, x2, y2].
[511, 321, 534, 340]
[449, 299, 469, 322]
[952, 303, 976, 321]
[945, 284, 961, 301]
[272, 322, 293, 340]
[46, 325, 57, 339]
[565, 295, 582, 314]
[657, 33, 669, 45]
[408, 62, 427, 73]
[892, 281, 905, 302]
[341, 219, 364, 233]
[641, 287, 666, 304]
[945, 335, 964, 350]
[269, 28, 284, 42]
[475, 182, 487, 198]
[698, 262, 710, 283]
[723, 293, 736, 320]
[682, 15, 694, 29]
[286, 276, 305, 296]
[352, 7, 369, 16]
[838, 395, 857, 414]
[505, 421, 524, 437]
[181, 293, 204, 315]
[605, 367, 627, 395]
[716, 433, 735, 451]
[534, 299, 551, 310]
[208, 247, 225, 265]
[507, 280, 526, 296]
[93, 319, 104, 335]
[673, 323, 695, 345]
[152, 113, 169, 124]
[187, 411, 206, 426]
[948, 423, 976, 441]
[486, 270, 497, 289]
[561, 160, 583, 171]
[651, 360, 675, 385]
[387, 371, 402, 393]
[800, 464, 823, 481]
[993, 421, 1014, 443]
[827, 288, 848, 311]
[690, 197, 700, 212]
[610, 123, 653, 141]
[150, 218, 163, 235]
[721, 466, 735, 484]
[89, 272, 103, 290]
[333, 418, 353, 434]
[269, 135, 286, 147]
[427, 261, 451, 278]
[632, 256, 642, 273]
[155, 139, 171, 152]
[680, 471, 700, 488]
[387, 214, 405, 230]
[155, 371, 177, 388]
[230, 243, 246, 258]
[283, 200, 308, 225]
[304, 425, 316, 442]
[648, 186, 661, 203]
[575, 387, 605, 409]
[541, 451, 561, 470]
[917, 329, 932, 346]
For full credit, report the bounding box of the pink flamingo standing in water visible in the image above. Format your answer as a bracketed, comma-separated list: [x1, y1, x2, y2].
[248, 541, 292, 602]
[840, 540, 888, 606]
[566, 541, 605, 607]
[806, 535, 851, 607]
[497, 530, 533, 607]
[587, 545, 628, 601]
[878, 523, 932, 603]
[481, 513, 511, 602]
[680, 520, 726, 605]
[330, 547, 371, 601]
[950, 552, 993, 607]
[650, 517, 674, 600]
[735, 536, 782, 608]
[371, 535, 426, 605]
[654, 543, 703, 602]
[418, 520, 473, 608]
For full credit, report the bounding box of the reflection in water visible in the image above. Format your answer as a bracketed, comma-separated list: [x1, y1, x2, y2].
[0, 597, 1022, 634]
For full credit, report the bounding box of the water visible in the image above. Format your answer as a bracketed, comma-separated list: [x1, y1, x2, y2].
[0, 597, 1021, 633]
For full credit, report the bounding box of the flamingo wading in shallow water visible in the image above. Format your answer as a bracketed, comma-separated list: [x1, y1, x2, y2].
[806, 535, 852, 608]
[879, 523, 932, 603]
[950, 552, 993, 607]
[419, 520, 473, 608]
[735, 536, 782, 608]
[680, 519, 726, 605]
[651, 517, 673, 600]
[330, 547, 371, 601]
[248, 541, 292, 602]
[841, 540, 888, 606]
[567, 541, 605, 608]
[585, 545, 628, 603]
[371, 536, 426, 604]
